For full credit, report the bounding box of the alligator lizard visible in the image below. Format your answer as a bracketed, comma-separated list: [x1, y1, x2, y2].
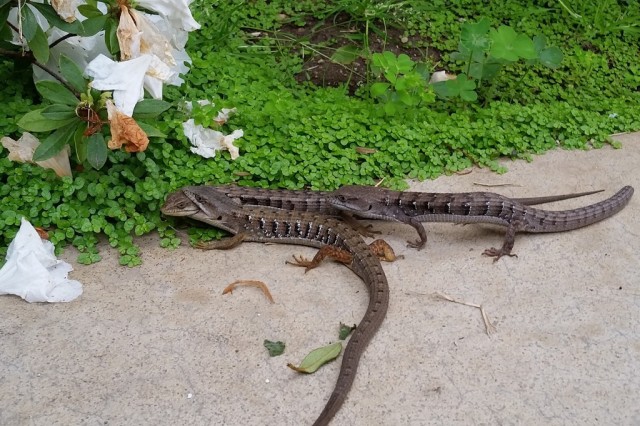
[330, 185, 634, 260]
[161, 186, 392, 426]
[213, 184, 602, 214]
[205, 184, 604, 242]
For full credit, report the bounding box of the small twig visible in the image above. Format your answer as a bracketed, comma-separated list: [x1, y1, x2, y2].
[222, 280, 275, 304]
[50, 33, 77, 49]
[432, 292, 496, 335]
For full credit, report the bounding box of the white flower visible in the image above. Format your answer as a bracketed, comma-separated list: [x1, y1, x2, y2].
[136, 0, 201, 31]
[183, 119, 243, 160]
[1, 132, 72, 177]
[85, 54, 153, 116]
[0, 218, 83, 303]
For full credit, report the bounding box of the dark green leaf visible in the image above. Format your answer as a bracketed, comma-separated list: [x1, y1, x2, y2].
[263, 340, 285, 357]
[539, 46, 563, 69]
[396, 54, 415, 74]
[41, 104, 77, 120]
[287, 342, 342, 374]
[35, 80, 79, 106]
[460, 17, 491, 51]
[33, 122, 79, 162]
[532, 34, 547, 52]
[0, 5, 11, 30]
[73, 124, 87, 163]
[86, 133, 108, 169]
[18, 109, 77, 132]
[0, 0, 12, 8]
[489, 26, 537, 61]
[330, 45, 360, 65]
[59, 55, 87, 92]
[137, 122, 167, 138]
[132, 99, 172, 118]
[77, 4, 103, 18]
[431, 81, 452, 98]
[104, 18, 120, 56]
[27, 25, 50, 63]
[29, 2, 86, 35]
[80, 15, 109, 37]
[370, 82, 390, 97]
[21, 5, 38, 41]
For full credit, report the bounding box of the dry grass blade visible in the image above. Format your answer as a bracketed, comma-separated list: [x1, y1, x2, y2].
[432, 292, 496, 335]
[222, 280, 275, 304]
[472, 182, 522, 188]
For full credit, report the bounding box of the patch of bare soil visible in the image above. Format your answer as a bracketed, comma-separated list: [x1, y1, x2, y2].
[274, 13, 441, 93]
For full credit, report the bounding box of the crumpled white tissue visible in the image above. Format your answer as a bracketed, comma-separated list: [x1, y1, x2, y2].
[0, 218, 83, 303]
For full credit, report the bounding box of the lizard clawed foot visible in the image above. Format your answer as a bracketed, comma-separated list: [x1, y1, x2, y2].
[482, 247, 518, 262]
[286, 254, 315, 273]
[406, 239, 426, 250]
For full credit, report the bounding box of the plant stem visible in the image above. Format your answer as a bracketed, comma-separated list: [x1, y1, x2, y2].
[3, 18, 80, 96]
[50, 33, 77, 49]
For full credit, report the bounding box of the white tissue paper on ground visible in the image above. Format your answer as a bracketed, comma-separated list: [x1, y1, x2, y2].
[0, 218, 83, 303]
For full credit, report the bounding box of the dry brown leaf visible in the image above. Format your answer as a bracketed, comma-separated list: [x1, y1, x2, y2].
[222, 280, 275, 304]
[355, 147, 377, 154]
[116, 5, 141, 61]
[35, 227, 49, 240]
[106, 100, 149, 153]
[51, 0, 78, 22]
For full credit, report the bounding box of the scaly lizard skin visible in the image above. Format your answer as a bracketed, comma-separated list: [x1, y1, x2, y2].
[330, 185, 634, 260]
[213, 184, 603, 214]
[161, 186, 393, 426]
[198, 184, 605, 244]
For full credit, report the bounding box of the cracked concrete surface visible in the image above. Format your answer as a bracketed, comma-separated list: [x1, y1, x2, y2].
[1, 133, 639, 425]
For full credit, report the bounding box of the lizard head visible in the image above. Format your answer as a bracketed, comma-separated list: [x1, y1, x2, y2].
[331, 185, 379, 213]
[161, 186, 243, 233]
[161, 189, 200, 217]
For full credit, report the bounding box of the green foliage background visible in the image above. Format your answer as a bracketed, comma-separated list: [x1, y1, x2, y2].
[0, 0, 639, 264]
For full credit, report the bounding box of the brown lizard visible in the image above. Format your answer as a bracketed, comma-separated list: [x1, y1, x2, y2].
[202, 184, 604, 241]
[213, 184, 603, 214]
[161, 186, 394, 426]
[330, 185, 634, 260]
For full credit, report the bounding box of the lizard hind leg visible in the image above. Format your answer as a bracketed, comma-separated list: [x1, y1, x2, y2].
[369, 239, 403, 262]
[286, 246, 354, 273]
[481, 224, 518, 262]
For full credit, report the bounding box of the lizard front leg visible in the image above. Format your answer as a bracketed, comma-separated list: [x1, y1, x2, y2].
[194, 233, 248, 250]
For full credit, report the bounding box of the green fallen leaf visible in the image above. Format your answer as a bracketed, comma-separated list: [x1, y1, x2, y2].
[264, 340, 285, 357]
[338, 323, 356, 340]
[330, 45, 360, 65]
[287, 341, 342, 374]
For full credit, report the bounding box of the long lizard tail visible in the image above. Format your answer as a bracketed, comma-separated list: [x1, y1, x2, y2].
[523, 186, 634, 232]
